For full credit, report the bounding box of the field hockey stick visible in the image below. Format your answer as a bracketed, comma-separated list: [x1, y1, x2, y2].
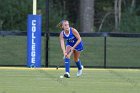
[62, 49, 73, 59]
[56, 50, 73, 70]
[56, 49, 73, 70]
[66, 49, 73, 58]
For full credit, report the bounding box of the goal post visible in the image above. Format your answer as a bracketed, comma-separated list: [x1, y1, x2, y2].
[33, 0, 37, 15]
[27, 0, 42, 68]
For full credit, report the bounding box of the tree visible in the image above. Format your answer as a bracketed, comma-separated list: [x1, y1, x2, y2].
[0, 0, 32, 31]
[80, 0, 94, 32]
[130, 0, 136, 13]
[120, 0, 140, 33]
[114, 0, 122, 32]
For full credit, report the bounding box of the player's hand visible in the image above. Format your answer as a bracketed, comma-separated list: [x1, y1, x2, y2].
[64, 51, 70, 58]
[66, 47, 74, 58]
[66, 54, 70, 59]
[63, 51, 67, 57]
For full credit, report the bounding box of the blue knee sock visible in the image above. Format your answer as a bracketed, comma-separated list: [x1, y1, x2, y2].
[75, 59, 82, 70]
[64, 58, 70, 73]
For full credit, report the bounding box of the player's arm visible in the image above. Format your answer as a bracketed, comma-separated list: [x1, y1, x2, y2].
[71, 28, 82, 49]
[59, 32, 66, 56]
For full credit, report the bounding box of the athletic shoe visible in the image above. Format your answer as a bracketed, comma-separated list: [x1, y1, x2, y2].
[64, 72, 70, 78]
[77, 65, 83, 77]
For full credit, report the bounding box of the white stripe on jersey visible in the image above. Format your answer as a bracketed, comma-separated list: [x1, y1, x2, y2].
[63, 28, 70, 37]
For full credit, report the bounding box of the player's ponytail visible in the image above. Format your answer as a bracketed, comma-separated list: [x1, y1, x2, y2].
[57, 20, 69, 29]
[57, 21, 63, 29]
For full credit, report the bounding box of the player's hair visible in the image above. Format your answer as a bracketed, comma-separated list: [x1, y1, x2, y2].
[57, 20, 69, 29]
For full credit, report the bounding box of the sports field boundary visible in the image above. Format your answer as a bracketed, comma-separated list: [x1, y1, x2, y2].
[0, 67, 140, 72]
[1, 31, 140, 68]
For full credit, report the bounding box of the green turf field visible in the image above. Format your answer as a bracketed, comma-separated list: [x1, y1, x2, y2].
[0, 67, 139, 93]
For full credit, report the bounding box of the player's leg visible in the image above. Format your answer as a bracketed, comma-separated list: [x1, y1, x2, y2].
[73, 50, 83, 77]
[64, 45, 72, 78]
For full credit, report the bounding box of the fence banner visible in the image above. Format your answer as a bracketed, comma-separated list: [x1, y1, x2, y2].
[27, 15, 42, 68]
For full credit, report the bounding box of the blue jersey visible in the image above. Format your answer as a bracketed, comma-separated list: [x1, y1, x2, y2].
[62, 28, 84, 51]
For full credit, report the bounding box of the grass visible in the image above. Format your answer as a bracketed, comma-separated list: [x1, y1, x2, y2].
[0, 67, 140, 93]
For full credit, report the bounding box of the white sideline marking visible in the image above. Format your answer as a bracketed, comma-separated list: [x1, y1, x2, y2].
[0, 67, 139, 71]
